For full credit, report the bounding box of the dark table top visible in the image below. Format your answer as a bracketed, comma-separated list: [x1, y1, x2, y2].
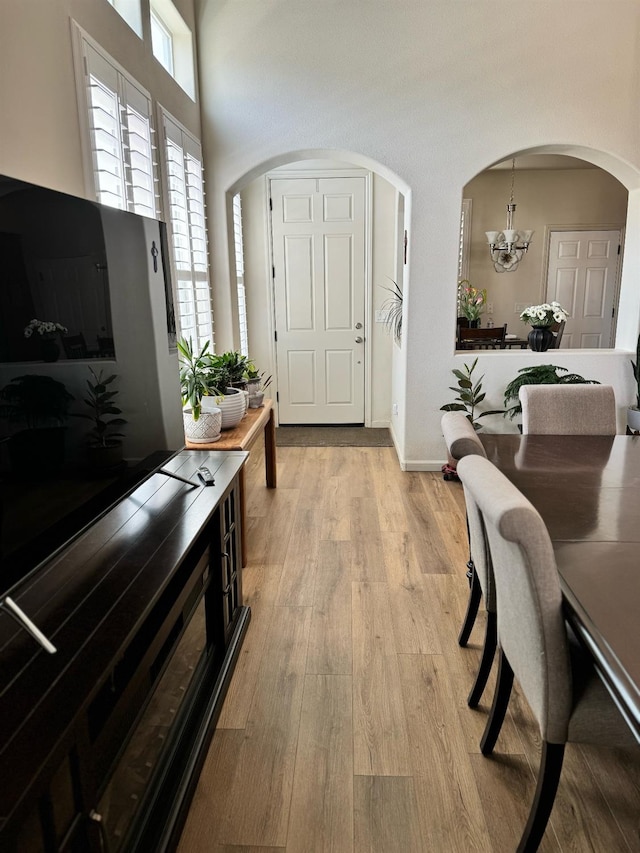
[480, 434, 640, 739]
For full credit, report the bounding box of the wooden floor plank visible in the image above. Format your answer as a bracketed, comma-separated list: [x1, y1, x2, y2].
[353, 775, 426, 853]
[306, 540, 353, 675]
[352, 581, 412, 776]
[286, 674, 354, 853]
[217, 606, 311, 848]
[399, 653, 492, 851]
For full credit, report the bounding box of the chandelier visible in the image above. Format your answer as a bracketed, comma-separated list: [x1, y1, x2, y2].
[485, 158, 534, 272]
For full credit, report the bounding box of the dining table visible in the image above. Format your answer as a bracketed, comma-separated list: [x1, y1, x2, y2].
[479, 433, 640, 742]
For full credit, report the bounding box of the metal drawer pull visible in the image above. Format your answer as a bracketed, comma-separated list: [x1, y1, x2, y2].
[1, 596, 57, 654]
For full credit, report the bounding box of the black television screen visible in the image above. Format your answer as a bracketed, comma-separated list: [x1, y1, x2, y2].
[0, 174, 184, 596]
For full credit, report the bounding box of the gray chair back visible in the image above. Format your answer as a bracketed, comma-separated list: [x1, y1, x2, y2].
[457, 454, 572, 742]
[520, 384, 616, 435]
[441, 413, 493, 607]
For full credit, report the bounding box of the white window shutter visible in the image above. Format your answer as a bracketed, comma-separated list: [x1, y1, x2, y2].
[161, 111, 213, 350]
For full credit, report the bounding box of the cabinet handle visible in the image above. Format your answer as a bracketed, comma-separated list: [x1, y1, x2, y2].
[1, 597, 57, 654]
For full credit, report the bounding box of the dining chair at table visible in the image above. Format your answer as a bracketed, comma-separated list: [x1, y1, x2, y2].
[520, 384, 617, 435]
[441, 412, 497, 706]
[550, 319, 566, 348]
[457, 324, 507, 350]
[457, 454, 636, 853]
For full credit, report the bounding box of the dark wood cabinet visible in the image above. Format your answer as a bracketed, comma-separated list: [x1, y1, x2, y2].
[0, 450, 249, 853]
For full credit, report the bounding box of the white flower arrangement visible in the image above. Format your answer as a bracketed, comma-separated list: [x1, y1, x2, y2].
[24, 318, 68, 338]
[520, 301, 569, 328]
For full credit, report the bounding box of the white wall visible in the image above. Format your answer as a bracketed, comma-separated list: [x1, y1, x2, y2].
[196, 0, 640, 468]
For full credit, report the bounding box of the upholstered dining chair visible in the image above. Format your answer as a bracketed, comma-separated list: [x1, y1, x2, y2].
[520, 384, 617, 435]
[456, 454, 636, 853]
[441, 412, 496, 706]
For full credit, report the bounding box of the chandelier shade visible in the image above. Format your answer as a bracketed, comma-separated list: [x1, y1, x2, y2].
[485, 159, 534, 272]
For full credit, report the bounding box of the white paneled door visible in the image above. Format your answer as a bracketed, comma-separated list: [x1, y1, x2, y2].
[546, 230, 621, 348]
[270, 177, 367, 424]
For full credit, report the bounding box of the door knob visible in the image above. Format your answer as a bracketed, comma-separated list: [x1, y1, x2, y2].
[355, 336, 363, 344]
[355, 322, 363, 329]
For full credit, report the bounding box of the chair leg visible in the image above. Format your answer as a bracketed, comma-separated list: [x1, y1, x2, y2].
[467, 610, 497, 708]
[517, 741, 565, 853]
[480, 649, 513, 755]
[458, 566, 482, 647]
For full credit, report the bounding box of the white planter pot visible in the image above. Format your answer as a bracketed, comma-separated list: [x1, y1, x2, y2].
[215, 387, 246, 429]
[183, 406, 222, 443]
[627, 406, 640, 433]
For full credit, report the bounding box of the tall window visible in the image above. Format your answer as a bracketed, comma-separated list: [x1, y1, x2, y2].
[150, 9, 174, 76]
[233, 193, 249, 356]
[150, 0, 195, 99]
[76, 31, 159, 218]
[105, 0, 142, 36]
[160, 110, 213, 349]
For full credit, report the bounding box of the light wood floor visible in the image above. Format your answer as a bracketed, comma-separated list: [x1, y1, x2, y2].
[178, 444, 640, 852]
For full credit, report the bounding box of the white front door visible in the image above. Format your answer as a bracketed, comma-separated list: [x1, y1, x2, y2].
[546, 229, 621, 348]
[270, 176, 367, 424]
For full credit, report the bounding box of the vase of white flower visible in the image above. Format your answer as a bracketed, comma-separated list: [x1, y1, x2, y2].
[520, 302, 569, 352]
[24, 319, 69, 362]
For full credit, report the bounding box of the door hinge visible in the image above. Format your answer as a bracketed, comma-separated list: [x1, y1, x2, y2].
[269, 197, 273, 211]
[274, 330, 278, 342]
[276, 391, 279, 402]
[612, 306, 616, 318]
[272, 265, 275, 279]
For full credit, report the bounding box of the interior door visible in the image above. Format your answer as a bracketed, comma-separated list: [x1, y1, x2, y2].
[270, 176, 367, 424]
[546, 230, 621, 348]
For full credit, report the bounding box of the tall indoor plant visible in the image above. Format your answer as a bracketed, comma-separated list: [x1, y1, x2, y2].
[503, 364, 598, 423]
[177, 337, 222, 442]
[628, 333, 640, 432]
[75, 367, 127, 471]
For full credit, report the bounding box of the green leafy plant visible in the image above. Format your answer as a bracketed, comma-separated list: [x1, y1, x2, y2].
[630, 334, 640, 409]
[75, 368, 126, 447]
[209, 351, 251, 388]
[177, 337, 221, 420]
[440, 357, 504, 430]
[0, 374, 74, 431]
[503, 364, 599, 420]
[380, 279, 403, 344]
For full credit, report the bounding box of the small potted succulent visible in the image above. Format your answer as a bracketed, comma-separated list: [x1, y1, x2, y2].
[75, 367, 127, 471]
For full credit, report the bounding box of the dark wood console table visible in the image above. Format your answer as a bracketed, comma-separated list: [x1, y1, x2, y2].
[0, 449, 250, 852]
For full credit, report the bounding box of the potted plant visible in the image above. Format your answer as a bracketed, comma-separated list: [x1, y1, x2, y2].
[628, 333, 640, 433]
[503, 364, 598, 424]
[519, 302, 569, 352]
[247, 372, 272, 408]
[380, 279, 403, 344]
[177, 337, 222, 443]
[23, 318, 69, 363]
[440, 358, 504, 431]
[0, 374, 74, 472]
[74, 368, 127, 471]
[457, 280, 487, 328]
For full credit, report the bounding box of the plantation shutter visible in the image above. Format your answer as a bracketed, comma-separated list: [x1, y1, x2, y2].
[233, 193, 249, 356]
[161, 112, 213, 349]
[458, 198, 472, 282]
[82, 41, 159, 218]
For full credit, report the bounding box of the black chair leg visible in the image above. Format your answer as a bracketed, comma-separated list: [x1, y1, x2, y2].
[467, 610, 497, 708]
[480, 649, 513, 755]
[458, 565, 482, 647]
[517, 741, 565, 853]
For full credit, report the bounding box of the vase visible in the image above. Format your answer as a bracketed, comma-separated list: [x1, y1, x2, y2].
[40, 338, 60, 362]
[528, 326, 554, 352]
